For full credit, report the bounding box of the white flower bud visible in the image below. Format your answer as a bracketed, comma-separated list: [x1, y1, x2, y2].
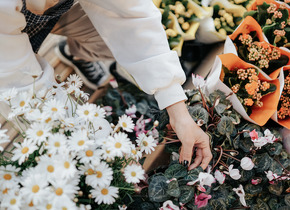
[240, 157, 254, 170]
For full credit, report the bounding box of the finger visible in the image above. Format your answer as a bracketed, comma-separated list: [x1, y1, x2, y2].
[179, 143, 194, 168]
[188, 149, 202, 170]
[200, 147, 213, 170]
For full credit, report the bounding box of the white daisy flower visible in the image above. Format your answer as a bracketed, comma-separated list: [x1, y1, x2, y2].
[1, 190, 22, 210]
[60, 117, 81, 132]
[21, 200, 38, 209]
[0, 165, 20, 189]
[129, 144, 142, 161]
[68, 130, 94, 152]
[53, 197, 78, 210]
[49, 179, 79, 204]
[93, 105, 106, 119]
[76, 103, 97, 121]
[66, 74, 83, 89]
[100, 146, 115, 160]
[26, 122, 51, 145]
[123, 164, 145, 184]
[106, 132, 132, 157]
[35, 155, 58, 181]
[11, 139, 38, 165]
[20, 174, 49, 205]
[85, 162, 113, 188]
[118, 115, 134, 132]
[77, 147, 102, 165]
[54, 155, 78, 179]
[136, 133, 157, 154]
[90, 185, 119, 205]
[42, 98, 66, 120]
[0, 125, 10, 152]
[46, 133, 68, 155]
[0, 87, 18, 102]
[10, 91, 31, 114]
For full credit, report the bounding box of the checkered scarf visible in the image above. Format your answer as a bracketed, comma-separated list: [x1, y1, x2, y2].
[21, 0, 74, 53]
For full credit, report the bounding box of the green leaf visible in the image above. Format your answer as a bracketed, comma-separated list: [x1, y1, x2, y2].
[179, 185, 195, 204]
[285, 194, 290, 207]
[240, 170, 254, 182]
[266, 143, 283, 156]
[244, 10, 258, 18]
[245, 184, 263, 196]
[217, 116, 234, 135]
[165, 164, 187, 179]
[184, 166, 203, 181]
[215, 104, 228, 116]
[268, 181, 283, 196]
[136, 100, 149, 115]
[166, 180, 181, 197]
[139, 202, 156, 210]
[188, 105, 209, 124]
[209, 199, 227, 210]
[269, 160, 283, 176]
[148, 175, 170, 202]
[268, 198, 278, 210]
[252, 153, 272, 173]
[251, 199, 270, 210]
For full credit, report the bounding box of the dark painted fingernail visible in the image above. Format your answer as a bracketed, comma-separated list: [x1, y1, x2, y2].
[183, 160, 189, 167]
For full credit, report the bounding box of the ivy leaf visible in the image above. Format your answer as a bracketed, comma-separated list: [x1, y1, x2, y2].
[179, 185, 195, 204]
[252, 153, 272, 173]
[165, 164, 187, 179]
[266, 143, 282, 156]
[188, 105, 209, 124]
[215, 104, 227, 116]
[217, 116, 234, 135]
[269, 160, 283, 176]
[148, 175, 170, 202]
[166, 180, 181, 197]
[268, 181, 283, 196]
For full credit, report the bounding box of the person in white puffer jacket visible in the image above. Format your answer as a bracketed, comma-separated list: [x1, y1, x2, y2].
[0, 0, 212, 170]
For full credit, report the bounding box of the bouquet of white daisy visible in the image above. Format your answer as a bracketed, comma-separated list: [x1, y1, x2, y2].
[0, 74, 157, 210]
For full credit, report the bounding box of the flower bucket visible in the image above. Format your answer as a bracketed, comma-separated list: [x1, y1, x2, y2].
[248, 0, 290, 14]
[206, 53, 281, 126]
[196, 0, 246, 44]
[225, 16, 290, 80]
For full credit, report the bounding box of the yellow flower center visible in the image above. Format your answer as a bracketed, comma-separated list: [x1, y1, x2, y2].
[19, 101, 25, 107]
[51, 107, 58, 112]
[115, 142, 122, 148]
[29, 201, 34, 207]
[4, 174, 12, 180]
[46, 204, 52, 209]
[94, 113, 99, 117]
[55, 188, 63, 196]
[62, 208, 67, 210]
[54, 142, 60, 147]
[96, 171, 103, 178]
[122, 122, 127, 128]
[78, 140, 85, 146]
[47, 165, 54, 173]
[36, 130, 44, 137]
[21, 147, 29, 154]
[45, 118, 52, 123]
[10, 199, 16, 205]
[32, 185, 40, 193]
[84, 110, 89, 115]
[3, 188, 8, 194]
[86, 150, 93, 157]
[101, 188, 108, 195]
[131, 172, 136, 177]
[106, 150, 110, 154]
[132, 149, 137, 155]
[87, 169, 94, 175]
[143, 141, 148, 147]
[64, 161, 70, 169]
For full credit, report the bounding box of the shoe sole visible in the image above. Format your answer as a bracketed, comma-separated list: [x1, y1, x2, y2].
[54, 46, 111, 90]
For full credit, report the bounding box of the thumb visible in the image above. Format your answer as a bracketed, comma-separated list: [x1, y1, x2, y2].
[179, 144, 194, 168]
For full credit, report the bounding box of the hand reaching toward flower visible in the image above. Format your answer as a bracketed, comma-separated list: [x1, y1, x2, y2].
[166, 101, 212, 170]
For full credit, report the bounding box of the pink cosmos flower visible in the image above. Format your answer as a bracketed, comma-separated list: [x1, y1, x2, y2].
[249, 129, 258, 140]
[194, 193, 212, 208]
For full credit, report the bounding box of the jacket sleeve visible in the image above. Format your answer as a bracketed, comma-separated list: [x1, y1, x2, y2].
[0, 0, 54, 92]
[79, 0, 187, 109]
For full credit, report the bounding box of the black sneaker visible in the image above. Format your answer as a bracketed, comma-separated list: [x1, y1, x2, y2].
[55, 40, 111, 90]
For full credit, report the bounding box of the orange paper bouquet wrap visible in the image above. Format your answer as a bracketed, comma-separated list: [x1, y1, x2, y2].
[224, 16, 290, 80]
[271, 65, 290, 129]
[248, 0, 290, 14]
[206, 53, 281, 126]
